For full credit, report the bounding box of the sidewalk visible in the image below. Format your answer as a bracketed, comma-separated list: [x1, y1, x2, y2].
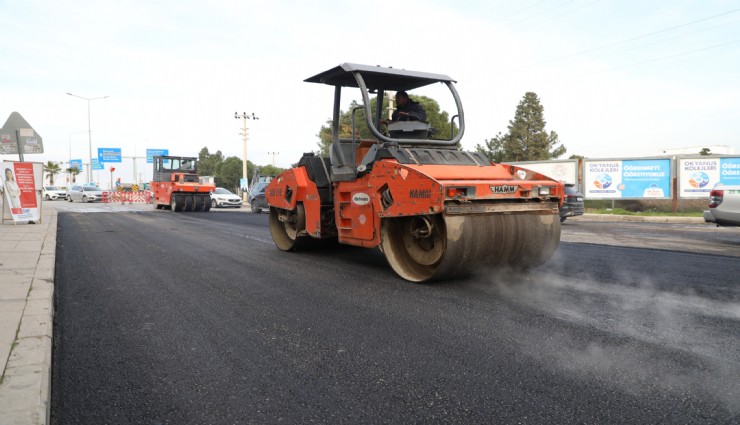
[0, 206, 56, 425]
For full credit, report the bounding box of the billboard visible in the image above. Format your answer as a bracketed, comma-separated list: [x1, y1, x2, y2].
[583, 159, 671, 199]
[2, 161, 41, 222]
[506, 160, 578, 186]
[678, 157, 740, 198]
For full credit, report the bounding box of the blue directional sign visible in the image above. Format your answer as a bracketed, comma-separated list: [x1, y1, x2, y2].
[91, 158, 104, 170]
[146, 148, 169, 163]
[98, 147, 122, 163]
[70, 159, 83, 172]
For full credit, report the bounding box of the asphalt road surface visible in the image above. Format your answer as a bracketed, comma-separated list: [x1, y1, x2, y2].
[51, 209, 740, 424]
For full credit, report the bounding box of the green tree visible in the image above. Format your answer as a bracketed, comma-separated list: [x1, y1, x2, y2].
[699, 148, 712, 156]
[43, 161, 62, 185]
[216, 156, 243, 192]
[316, 94, 459, 156]
[569, 154, 584, 159]
[477, 92, 566, 162]
[198, 147, 225, 176]
[66, 166, 81, 184]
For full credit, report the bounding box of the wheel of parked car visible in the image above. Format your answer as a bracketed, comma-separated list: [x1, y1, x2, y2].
[68, 196, 73, 202]
[251, 203, 262, 213]
[45, 194, 51, 200]
[211, 199, 218, 208]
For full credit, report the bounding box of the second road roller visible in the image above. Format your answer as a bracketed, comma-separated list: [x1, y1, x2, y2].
[265, 63, 564, 282]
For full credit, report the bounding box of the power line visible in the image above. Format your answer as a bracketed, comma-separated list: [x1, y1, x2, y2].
[568, 39, 740, 79]
[534, 7, 740, 66]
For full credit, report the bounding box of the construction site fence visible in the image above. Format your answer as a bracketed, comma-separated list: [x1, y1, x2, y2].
[102, 191, 152, 204]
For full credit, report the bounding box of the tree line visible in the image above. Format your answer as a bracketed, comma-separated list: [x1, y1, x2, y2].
[315, 91, 571, 162]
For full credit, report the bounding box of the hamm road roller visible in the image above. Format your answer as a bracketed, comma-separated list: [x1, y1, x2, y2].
[265, 63, 564, 282]
[151, 155, 215, 212]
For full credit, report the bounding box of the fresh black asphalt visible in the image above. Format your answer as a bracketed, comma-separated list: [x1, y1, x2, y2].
[51, 210, 739, 424]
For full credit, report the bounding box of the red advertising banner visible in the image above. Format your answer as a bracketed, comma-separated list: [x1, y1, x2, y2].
[2, 161, 40, 222]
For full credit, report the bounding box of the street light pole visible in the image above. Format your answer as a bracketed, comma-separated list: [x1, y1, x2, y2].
[67, 93, 109, 184]
[235, 112, 259, 199]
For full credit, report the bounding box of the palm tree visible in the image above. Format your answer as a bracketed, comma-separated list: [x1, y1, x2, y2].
[43, 161, 62, 185]
[66, 166, 81, 184]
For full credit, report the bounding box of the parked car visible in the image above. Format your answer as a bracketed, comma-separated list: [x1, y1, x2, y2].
[43, 186, 67, 201]
[66, 185, 105, 203]
[704, 184, 740, 227]
[210, 187, 242, 208]
[248, 182, 269, 213]
[559, 184, 585, 223]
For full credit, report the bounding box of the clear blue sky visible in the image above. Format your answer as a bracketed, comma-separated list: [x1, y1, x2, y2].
[2, 0, 739, 187]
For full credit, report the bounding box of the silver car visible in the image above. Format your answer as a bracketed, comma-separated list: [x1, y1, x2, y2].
[66, 185, 106, 203]
[705, 184, 740, 227]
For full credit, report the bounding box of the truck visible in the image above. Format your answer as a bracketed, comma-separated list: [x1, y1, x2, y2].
[151, 155, 215, 212]
[264, 63, 565, 282]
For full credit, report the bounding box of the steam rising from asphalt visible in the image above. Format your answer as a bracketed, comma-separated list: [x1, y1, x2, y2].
[473, 256, 740, 414]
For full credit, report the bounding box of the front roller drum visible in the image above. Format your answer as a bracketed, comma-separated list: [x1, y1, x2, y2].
[269, 204, 309, 251]
[380, 212, 561, 283]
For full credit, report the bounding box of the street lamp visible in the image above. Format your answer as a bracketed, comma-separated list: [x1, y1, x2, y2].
[235, 112, 259, 199]
[67, 93, 109, 184]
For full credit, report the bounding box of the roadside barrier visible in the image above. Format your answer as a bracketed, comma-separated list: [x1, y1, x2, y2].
[102, 191, 152, 204]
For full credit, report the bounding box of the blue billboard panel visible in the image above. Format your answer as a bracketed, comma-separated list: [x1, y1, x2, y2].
[584, 159, 671, 199]
[720, 157, 740, 186]
[620, 159, 671, 198]
[91, 158, 103, 170]
[70, 159, 82, 172]
[146, 148, 169, 163]
[98, 147, 122, 163]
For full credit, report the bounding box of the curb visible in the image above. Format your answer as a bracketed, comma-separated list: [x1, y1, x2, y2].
[0, 209, 56, 425]
[570, 213, 705, 224]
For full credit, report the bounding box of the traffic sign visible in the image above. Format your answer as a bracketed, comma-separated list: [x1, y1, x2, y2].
[91, 158, 104, 170]
[146, 148, 169, 163]
[0, 112, 44, 155]
[70, 159, 83, 172]
[98, 147, 122, 163]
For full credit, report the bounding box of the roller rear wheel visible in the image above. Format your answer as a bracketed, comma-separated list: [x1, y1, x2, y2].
[203, 195, 212, 211]
[269, 204, 308, 251]
[184, 195, 194, 211]
[170, 195, 184, 212]
[193, 195, 204, 211]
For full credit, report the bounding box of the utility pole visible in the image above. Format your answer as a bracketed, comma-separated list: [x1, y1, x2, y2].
[235, 112, 259, 199]
[268, 152, 279, 167]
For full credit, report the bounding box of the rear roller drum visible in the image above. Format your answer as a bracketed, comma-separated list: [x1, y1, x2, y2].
[269, 204, 308, 251]
[203, 195, 212, 211]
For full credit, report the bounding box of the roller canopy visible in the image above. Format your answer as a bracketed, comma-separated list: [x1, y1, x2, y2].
[305, 63, 456, 91]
